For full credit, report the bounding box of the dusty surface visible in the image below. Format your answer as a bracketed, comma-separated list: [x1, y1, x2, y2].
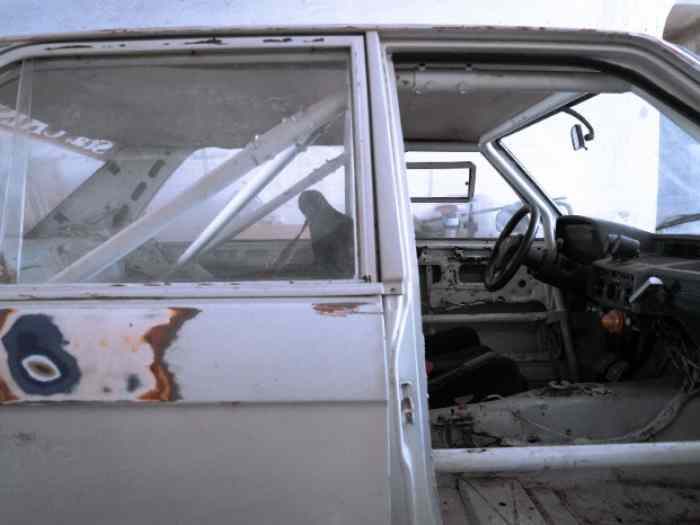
[441, 475, 700, 524]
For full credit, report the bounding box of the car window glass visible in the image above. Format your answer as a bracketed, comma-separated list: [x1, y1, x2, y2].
[0, 52, 357, 284]
[406, 151, 523, 239]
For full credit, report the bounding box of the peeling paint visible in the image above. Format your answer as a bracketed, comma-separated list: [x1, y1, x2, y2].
[0, 298, 380, 405]
[44, 44, 94, 51]
[0, 307, 202, 403]
[139, 307, 200, 401]
[0, 308, 14, 331]
[0, 378, 18, 402]
[0, 309, 17, 402]
[2, 314, 82, 395]
[312, 302, 367, 317]
[185, 37, 223, 45]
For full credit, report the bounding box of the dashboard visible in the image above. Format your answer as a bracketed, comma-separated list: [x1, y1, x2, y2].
[555, 215, 700, 316]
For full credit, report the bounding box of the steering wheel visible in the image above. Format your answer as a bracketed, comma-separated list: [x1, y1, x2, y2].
[484, 204, 541, 291]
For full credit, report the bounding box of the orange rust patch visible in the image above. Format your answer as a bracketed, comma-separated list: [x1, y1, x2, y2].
[312, 302, 367, 317]
[0, 308, 14, 333]
[0, 309, 17, 402]
[121, 334, 140, 353]
[0, 378, 18, 403]
[139, 307, 200, 401]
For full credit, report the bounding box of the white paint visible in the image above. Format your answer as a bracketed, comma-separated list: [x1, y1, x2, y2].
[21, 354, 60, 382]
[433, 441, 700, 474]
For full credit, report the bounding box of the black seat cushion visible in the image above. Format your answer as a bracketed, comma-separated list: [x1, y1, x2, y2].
[425, 328, 527, 408]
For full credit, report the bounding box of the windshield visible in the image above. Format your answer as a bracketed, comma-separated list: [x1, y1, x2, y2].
[502, 92, 700, 235]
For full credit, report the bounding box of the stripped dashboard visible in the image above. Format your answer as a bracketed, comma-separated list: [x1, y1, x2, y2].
[417, 240, 548, 314]
[555, 215, 700, 342]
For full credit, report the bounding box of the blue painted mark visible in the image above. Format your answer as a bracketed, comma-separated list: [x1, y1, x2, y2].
[1, 315, 81, 395]
[126, 373, 141, 393]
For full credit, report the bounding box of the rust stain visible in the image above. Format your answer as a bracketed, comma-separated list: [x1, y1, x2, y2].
[0, 308, 14, 332]
[312, 302, 367, 318]
[0, 308, 18, 402]
[45, 44, 94, 51]
[0, 379, 18, 402]
[185, 37, 223, 45]
[122, 334, 140, 353]
[139, 307, 200, 402]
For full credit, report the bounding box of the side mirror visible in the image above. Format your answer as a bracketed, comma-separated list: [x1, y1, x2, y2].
[570, 124, 587, 151]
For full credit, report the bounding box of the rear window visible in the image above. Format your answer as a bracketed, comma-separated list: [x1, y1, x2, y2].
[406, 151, 522, 239]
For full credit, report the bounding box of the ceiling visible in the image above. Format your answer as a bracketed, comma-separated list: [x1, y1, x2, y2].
[397, 88, 552, 144]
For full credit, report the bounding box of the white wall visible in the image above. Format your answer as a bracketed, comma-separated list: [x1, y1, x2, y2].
[503, 94, 662, 232]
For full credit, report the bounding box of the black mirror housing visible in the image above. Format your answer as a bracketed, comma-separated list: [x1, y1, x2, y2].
[570, 123, 587, 151]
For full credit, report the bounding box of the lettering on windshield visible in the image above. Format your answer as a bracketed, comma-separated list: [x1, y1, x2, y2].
[0, 104, 114, 157]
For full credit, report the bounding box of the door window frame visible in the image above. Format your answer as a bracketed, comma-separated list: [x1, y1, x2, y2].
[0, 35, 377, 299]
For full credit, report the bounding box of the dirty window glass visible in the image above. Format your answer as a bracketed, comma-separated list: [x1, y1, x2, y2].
[503, 92, 700, 235]
[406, 151, 522, 239]
[0, 52, 357, 284]
[407, 161, 473, 198]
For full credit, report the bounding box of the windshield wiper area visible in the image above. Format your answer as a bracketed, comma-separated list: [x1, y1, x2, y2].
[656, 212, 700, 232]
